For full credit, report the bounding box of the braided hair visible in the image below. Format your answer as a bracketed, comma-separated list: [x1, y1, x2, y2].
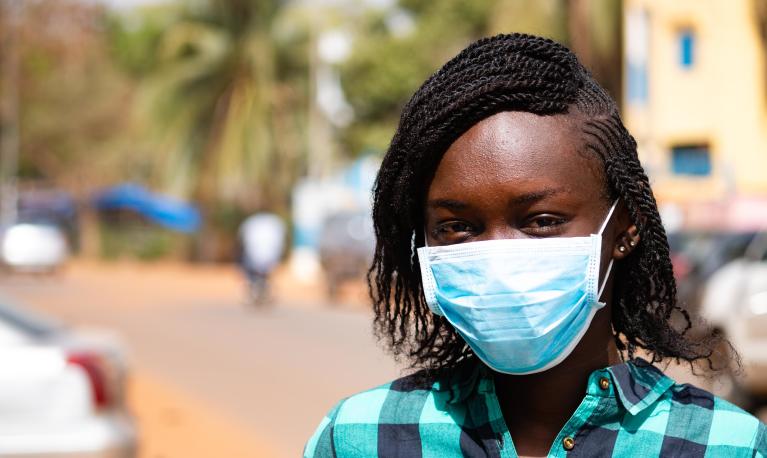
[369, 33, 727, 376]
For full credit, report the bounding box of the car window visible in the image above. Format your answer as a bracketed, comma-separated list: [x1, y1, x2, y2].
[743, 232, 767, 262]
[0, 303, 62, 340]
[0, 319, 29, 344]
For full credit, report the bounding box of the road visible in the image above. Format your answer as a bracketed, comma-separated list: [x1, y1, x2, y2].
[2, 261, 763, 457]
[0, 261, 402, 458]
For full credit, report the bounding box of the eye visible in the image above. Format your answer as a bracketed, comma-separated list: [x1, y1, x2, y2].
[432, 220, 475, 243]
[437, 221, 473, 234]
[524, 214, 566, 235]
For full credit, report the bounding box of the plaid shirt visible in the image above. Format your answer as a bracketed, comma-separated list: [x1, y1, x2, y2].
[304, 359, 767, 457]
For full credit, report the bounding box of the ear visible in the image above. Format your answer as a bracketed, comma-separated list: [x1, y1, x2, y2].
[612, 223, 640, 260]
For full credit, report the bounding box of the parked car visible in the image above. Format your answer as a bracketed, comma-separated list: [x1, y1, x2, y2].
[699, 231, 767, 407]
[0, 219, 69, 273]
[318, 211, 375, 299]
[0, 301, 137, 457]
[668, 231, 758, 315]
[18, 188, 79, 250]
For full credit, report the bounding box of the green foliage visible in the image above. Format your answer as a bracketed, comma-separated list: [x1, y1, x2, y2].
[114, 0, 309, 213]
[5, 0, 623, 261]
[488, 0, 568, 43]
[105, 6, 171, 78]
[339, 0, 499, 155]
[98, 218, 188, 261]
[337, 0, 622, 155]
[103, 0, 313, 259]
[11, 0, 137, 190]
[400, 0, 494, 35]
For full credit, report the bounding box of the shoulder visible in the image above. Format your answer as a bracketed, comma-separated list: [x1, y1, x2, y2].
[608, 360, 765, 454]
[660, 380, 766, 453]
[303, 371, 466, 458]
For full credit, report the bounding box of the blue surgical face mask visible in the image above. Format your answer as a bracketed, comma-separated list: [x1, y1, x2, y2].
[417, 200, 619, 375]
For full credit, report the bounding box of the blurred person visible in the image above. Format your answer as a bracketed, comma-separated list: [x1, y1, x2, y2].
[304, 34, 766, 457]
[237, 212, 285, 306]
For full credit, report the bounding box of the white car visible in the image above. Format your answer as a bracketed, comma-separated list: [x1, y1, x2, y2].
[0, 301, 137, 457]
[0, 221, 69, 273]
[700, 231, 767, 404]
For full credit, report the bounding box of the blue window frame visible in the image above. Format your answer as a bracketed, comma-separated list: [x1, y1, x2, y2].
[678, 29, 695, 68]
[671, 144, 711, 176]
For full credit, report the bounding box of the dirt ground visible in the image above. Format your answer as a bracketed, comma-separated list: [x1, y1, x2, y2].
[69, 259, 370, 458]
[3, 259, 375, 458]
[4, 259, 763, 457]
[59, 258, 370, 310]
[129, 372, 276, 458]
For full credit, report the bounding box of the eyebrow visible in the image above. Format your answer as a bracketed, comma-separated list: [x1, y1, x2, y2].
[427, 198, 469, 211]
[427, 187, 568, 211]
[510, 187, 568, 205]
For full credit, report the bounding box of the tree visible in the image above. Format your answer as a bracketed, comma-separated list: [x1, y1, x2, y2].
[564, 0, 623, 105]
[337, 0, 623, 157]
[339, 0, 498, 156]
[3, 0, 136, 194]
[111, 0, 309, 260]
[490, 0, 623, 102]
[754, 0, 767, 106]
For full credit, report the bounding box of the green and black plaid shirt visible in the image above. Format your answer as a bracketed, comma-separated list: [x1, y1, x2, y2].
[305, 359, 766, 457]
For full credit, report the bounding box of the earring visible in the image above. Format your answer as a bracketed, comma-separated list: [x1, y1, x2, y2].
[618, 245, 626, 253]
[629, 240, 637, 247]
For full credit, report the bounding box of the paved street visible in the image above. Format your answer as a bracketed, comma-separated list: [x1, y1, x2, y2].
[0, 262, 402, 458]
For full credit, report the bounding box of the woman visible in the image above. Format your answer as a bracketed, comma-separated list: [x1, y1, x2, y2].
[304, 34, 766, 457]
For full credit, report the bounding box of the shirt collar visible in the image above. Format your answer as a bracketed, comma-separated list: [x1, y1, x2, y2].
[433, 359, 485, 404]
[438, 357, 674, 415]
[605, 357, 675, 416]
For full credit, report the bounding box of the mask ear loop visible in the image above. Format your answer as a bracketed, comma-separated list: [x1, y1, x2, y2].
[598, 199, 620, 236]
[597, 199, 620, 301]
[597, 260, 613, 301]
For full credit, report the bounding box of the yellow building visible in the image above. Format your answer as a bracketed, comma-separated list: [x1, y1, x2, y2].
[623, 0, 767, 230]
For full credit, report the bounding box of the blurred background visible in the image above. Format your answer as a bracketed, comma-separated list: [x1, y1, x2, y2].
[0, 0, 766, 456]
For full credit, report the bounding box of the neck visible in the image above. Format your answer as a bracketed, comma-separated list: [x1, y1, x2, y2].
[492, 324, 620, 456]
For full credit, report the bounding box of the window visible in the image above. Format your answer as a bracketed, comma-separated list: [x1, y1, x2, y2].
[627, 62, 649, 104]
[678, 29, 695, 69]
[671, 144, 711, 176]
[626, 8, 650, 105]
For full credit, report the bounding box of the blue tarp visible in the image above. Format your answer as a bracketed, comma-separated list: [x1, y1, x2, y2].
[93, 184, 201, 233]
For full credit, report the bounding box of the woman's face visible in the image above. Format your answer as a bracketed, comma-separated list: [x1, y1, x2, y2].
[424, 110, 634, 368]
[425, 111, 629, 277]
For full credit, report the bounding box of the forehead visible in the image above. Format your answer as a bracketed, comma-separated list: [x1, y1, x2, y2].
[428, 111, 605, 201]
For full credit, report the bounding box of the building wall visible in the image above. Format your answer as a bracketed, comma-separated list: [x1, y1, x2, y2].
[623, 0, 767, 219]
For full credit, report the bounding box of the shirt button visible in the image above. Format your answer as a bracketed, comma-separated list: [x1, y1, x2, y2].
[562, 436, 575, 451]
[599, 376, 610, 390]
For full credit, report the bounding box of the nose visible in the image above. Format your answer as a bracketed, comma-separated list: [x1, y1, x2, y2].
[476, 223, 523, 242]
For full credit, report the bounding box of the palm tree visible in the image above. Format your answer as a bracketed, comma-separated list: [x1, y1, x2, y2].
[139, 0, 303, 260]
[755, 0, 767, 103]
[566, 0, 623, 105]
[490, 0, 623, 105]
